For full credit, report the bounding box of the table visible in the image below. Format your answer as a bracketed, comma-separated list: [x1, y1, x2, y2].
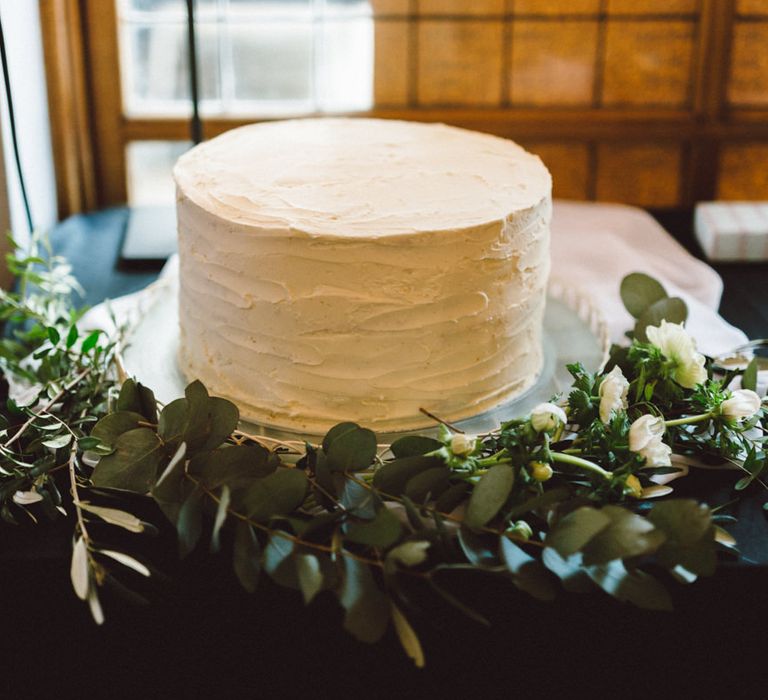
[1, 207, 767, 696]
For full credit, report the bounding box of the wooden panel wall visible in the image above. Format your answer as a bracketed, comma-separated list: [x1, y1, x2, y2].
[45, 0, 768, 214]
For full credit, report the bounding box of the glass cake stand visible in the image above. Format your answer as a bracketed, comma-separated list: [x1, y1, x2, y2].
[121, 270, 609, 443]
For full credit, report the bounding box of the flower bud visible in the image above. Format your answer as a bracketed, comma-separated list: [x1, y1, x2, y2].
[507, 520, 534, 541]
[450, 433, 477, 457]
[529, 460, 553, 482]
[720, 389, 762, 420]
[530, 402, 567, 434]
[623, 474, 643, 499]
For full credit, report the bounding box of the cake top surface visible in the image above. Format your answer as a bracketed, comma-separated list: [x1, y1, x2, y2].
[173, 118, 551, 238]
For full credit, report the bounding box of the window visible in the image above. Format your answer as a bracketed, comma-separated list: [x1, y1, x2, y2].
[117, 0, 374, 205]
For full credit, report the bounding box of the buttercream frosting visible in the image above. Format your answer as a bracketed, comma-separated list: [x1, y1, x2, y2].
[174, 118, 552, 432]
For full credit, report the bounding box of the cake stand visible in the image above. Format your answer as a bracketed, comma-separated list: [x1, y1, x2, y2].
[120, 266, 609, 442]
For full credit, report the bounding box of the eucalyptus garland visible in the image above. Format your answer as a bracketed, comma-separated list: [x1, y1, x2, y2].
[0, 234, 766, 667]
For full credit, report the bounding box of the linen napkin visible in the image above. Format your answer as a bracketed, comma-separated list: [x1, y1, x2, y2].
[550, 201, 749, 357]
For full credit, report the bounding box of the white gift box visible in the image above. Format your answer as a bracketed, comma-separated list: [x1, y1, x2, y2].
[694, 202, 768, 262]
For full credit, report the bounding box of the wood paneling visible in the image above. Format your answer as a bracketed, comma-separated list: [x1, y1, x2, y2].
[718, 143, 768, 199]
[43, 0, 768, 216]
[510, 21, 598, 106]
[602, 20, 696, 108]
[596, 143, 682, 207]
[728, 20, 768, 106]
[417, 20, 504, 105]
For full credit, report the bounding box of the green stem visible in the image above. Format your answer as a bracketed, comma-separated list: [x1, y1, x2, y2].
[665, 412, 712, 427]
[551, 452, 613, 480]
[476, 449, 508, 467]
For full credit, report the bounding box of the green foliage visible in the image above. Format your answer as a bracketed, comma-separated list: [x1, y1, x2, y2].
[619, 272, 688, 341]
[1, 246, 764, 666]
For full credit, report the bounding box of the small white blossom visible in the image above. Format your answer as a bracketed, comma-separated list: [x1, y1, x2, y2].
[530, 402, 567, 434]
[450, 433, 477, 456]
[629, 414, 672, 467]
[598, 366, 629, 424]
[720, 389, 762, 420]
[645, 320, 707, 389]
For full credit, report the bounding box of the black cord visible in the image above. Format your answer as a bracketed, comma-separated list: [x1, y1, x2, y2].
[0, 11, 34, 233]
[185, 0, 202, 145]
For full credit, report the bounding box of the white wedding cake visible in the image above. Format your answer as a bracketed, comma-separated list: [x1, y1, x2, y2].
[173, 118, 552, 433]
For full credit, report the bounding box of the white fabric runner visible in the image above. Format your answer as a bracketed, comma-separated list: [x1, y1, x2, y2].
[550, 200, 749, 356]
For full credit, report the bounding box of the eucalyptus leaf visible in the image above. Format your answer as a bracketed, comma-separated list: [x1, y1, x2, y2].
[264, 532, 299, 589]
[465, 464, 515, 528]
[91, 411, 146, 448]
[91, 428, 165, 493]
[634, 297, 688, 343]
[202, 397, 239, 451]
[648, 500, 717, 576]
[210, 485, 231, 553]
[500, 537, 557, 602]
[372, 456, 444, 495]
[586, 560, 673, 611]
[581, 506, 666, 566]
[541, 548, 594, 593]
[189, 443, 275, 490]
[458, 526, 501, 567]
[241, 469, 308, 522]
[324, 423, 377, 472]
[387, 540, 431, 568]
[545, 506, 612, 557]
[339, 556, 390, 644]
[233, 521, 261, 593]
[620, 273, 668, 319]
[390, 435, 443, 459]
[98, 549, 151, 577]
[117, 379, 157, 422]
[70, 536, 89, 601]
[345, 507, 403, 548]
[158, 399, 189, 444]
[404, 467, 450, 503]
[322, 422, 359, 453]
[391, 603, 425, 669]
[157, 386, 239, 451]
[339, 478, 377, 519]
[742, 357, 759, 392]
[88, 587, 104, 626]
[296, 553, 323, 605]
[435, 481, 469, 514]
[177, 488, 204, 558]
[78, 503, 145, 533]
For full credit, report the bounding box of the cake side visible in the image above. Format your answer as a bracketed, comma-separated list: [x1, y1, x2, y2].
[175, 118, 551, 433]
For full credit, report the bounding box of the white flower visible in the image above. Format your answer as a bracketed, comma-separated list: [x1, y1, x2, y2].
[450, 433, 477, 456]
[645, 320, 707, 389]
[629, 414, 672, 467]
[598, 366, 629, 424]
[720, 389, 762, 420]
[530, 402, 567, 433]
